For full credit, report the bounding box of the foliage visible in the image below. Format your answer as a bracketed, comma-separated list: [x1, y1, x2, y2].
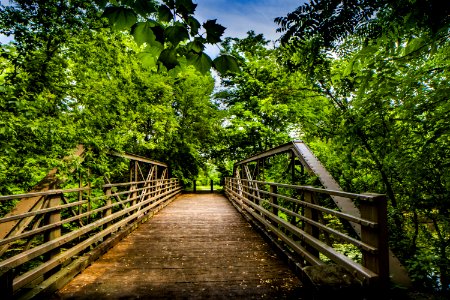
[0, 0, 220, 193]
[275, 0, 450, 50]
[276, 0, 450, 293]
[99, 0, 239, 75]
[213, 31, 327, 164]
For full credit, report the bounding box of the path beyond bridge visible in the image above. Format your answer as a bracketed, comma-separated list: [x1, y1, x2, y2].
[55, 193, 302, 299]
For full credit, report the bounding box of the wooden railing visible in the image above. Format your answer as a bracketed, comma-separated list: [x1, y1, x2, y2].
[224, 177, 389, 288]
[0, 177, 181, 298]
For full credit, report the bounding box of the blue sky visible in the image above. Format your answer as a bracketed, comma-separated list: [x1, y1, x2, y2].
[196, 0, 303, 56]
[0, 0, 305, 56]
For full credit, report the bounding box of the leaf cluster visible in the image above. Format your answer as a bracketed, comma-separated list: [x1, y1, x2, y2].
[100, 0, 239, 75]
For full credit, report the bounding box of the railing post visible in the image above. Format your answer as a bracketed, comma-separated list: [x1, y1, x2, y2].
[0, 268, 13, 299]
[44, 194, 62, 264]
[104, 186, 112, 226]
[304, 190, 319, 258]
[270, 185, 278, 216]
[269, 185, 278, 226]
[193, 180, 196, 192]
[78, 169, 83, 219]
[210, 179, 213, 192]
[360, 194, 389, 290]
[133, 161, 138, 207]
[87, 167, 91, 223]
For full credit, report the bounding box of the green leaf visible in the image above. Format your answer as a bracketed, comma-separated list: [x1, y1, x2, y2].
[175, 0, 197, 15]
[158, 48, 179, 70]
[187, 40, 204, 53]
[97, 0, 109, 9]
[187, 16, 200, 35]
[137, 46, 162, 68]
[404, 37, 424, 56]
[158, 4, 173, 22]
[187, 52, 212, 74]
[163, 0, 175, 9]
[213, 55, 240, 75]
[150, 24, 165, 44]
[131, 22, 159, 46]
[121, 0, 135, 6]
[131, 0, 158, 16]
[165, 24, 189, 46]
[102, 6, 137, 30]
[203, 19, 226, 44]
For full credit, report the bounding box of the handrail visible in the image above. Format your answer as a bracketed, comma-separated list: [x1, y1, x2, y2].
[224, 177, 389, 287]
[0, 175, 181, 298]
[234, 178, 382, 202]
[234, 179, 378, 227]
[0, 187, 90, 202]
[103, 178, 178, 188]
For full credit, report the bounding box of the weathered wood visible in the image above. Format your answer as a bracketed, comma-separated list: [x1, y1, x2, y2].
[55, 194, 302, 299]
[18, 193, 175, 300]
[360, 194, 389, 288]
[0, 200, 86, 224]
[0, 187, 181, 272]
[10, 189, 181, 292]
[237, 185, 377, 252]
[227, 187, 378, 281]
[103, 186, 112, 231]
[304, 191, 319, 258]
[231, 178, 378, 227]
[270, 185, 278, 217]
[0, 187, 90, 202]
[44, 194, 62, 260]
[0, 268, 13, 300]
[233, 141, 410, 286]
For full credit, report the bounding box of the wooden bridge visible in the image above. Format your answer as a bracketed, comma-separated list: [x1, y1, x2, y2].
[0, 141, 404, 299]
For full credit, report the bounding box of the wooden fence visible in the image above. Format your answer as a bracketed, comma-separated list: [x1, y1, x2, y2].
[0, 155, 181, 299]
[224, 177, 389, 288]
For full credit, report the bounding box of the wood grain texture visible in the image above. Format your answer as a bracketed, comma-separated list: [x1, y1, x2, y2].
[54, 193, 302, 299]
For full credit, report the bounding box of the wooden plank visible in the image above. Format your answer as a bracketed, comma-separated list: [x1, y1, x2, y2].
[55, 194, 303, 299]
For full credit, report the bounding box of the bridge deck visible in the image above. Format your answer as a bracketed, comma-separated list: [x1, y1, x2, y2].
[55, 193, 302, 299]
